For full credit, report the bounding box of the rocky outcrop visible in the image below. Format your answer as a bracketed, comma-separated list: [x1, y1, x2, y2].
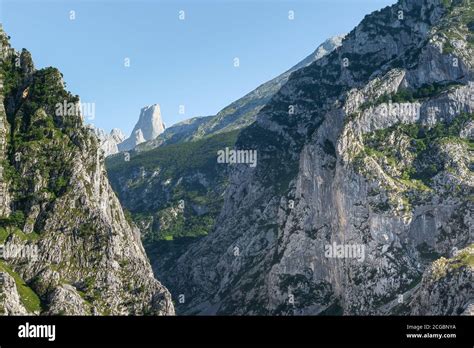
[0, 32, 11, 218]
[0, 29, 174, 316]
[410, 245, 473, 315]
[90, 126, 125, 157]
[137, 116, 214, 150]
[45, 284, 91, 315]
[0, 272, 29, 315]
[119, 104, 165, 151]
[158, 0, 473, 315]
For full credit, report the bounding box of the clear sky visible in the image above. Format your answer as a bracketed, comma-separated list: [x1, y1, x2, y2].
[0, 0, 396, 136]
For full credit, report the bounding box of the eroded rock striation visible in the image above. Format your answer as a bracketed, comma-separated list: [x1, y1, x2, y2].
[159, 0, 473, 315]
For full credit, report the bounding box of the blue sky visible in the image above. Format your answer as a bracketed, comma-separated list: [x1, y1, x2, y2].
[0, 0, 396, 136]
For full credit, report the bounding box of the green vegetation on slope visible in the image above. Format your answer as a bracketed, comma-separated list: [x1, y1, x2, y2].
[0, 211, 25, 229]
[0, 227, 9, 243]
[430, 244, 474, 281]
[108, 129, 240, 179]
[360, 82, 465, 110]
[0, 50, 89, 232]
[364, 112, 474, 182]
[438, 0, 474, 52]
[107, 130, 239, 243]
[0, 260, 42, 313]
[358, 113, 473, 212]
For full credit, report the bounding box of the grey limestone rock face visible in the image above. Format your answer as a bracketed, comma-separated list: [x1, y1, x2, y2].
[119, 104, 165, 152]
[409, 245, 473, 315]
[0, 28, 174, 316]
[89, 126, 125, 157]
[0, 272, 29, 315]
[159, 0, 473, 315]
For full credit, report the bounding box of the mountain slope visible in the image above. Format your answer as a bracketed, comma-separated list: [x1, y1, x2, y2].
[409, 244, 473, 315]
[160, 0, 473, 315]
[107, 130, 239, 243]
[137, 35, 344, 151]
[106, 35, 345, 281]
[0, 28, 174, 315]
[107, 130, 240, 277]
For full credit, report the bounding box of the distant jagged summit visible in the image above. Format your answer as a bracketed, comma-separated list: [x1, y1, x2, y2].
[313, 35, 345, 60]
[119, 104, 165, 151]
[0, 28, 174, 315]
[89, 126, 125, 157]
[153, 0, 474, 315]
[137, 35, 345, 151]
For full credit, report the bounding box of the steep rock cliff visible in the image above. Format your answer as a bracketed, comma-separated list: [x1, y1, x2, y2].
[161, 0, 473, 315]
[119, 104, 165, 152]
[0, 28, 174, 315]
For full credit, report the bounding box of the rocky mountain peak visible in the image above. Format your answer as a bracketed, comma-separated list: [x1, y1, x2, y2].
[136, 35, 344, 151]
[137, 104, 166, 139]
[0, 31, 174, 315]
[312, 35, 345, 60]
[88, 125, 125, 157]
[110, 127, 125, 140]
[118, 104, 166, 151]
